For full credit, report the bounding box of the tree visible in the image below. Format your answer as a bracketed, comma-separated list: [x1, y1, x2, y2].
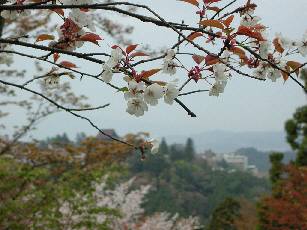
[207, 197, 241, 230]
[184, 138, 196, 161]
[257, 74, 307, 229]
[0, 0, 306, 153]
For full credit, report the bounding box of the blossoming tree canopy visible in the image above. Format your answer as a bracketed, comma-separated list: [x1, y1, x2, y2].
[0, 0, 306, 150]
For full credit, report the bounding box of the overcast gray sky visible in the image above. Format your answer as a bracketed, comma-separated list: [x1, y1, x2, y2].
[3, 0, 307, 140]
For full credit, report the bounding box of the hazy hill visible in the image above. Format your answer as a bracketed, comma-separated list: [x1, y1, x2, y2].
[235, 147, 295, 172]
[166, 130, 290, 153]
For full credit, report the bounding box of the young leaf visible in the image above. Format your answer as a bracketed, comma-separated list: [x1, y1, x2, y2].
[287, 61, 302, 76]
[179, 0, 199, 7]
[79, 33, 103, 45]
[50, 8, 64, 16]
[60, 61, 77, 69]
[237, 26, 265, 41]
[273, 38, 284, 53]
[200, 19, 225, 30]
[53, 53, 60, 63]
[130, 52, 149, 58]
[223, 15, 234, 28]
[140, 69, 161, 79]
[126, 44, 138, 54]
[230, 47, 246, 59]
[36, 34, 55, 42]
[205, 55, 219, 65]
[187, 32, 203, 41]
[204, 0, 222, 4]
[192, 54, 205, 65]
[281, 65, 291, 81]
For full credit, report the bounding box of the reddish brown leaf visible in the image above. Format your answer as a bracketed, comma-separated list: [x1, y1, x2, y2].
[179, 0, 199, 6]
[273, 38, 284, 53]
[281, 65, 291, 81]
[223, 15, 234, 28]
[230, 47, 246, 59]
[187, 32, 203, 41]
[50, 8, 64, 16]
[140, 69, 161, 79]
[36, 34, 55, 42]
[200, 19, 225, 30]
[79, 33, 102, 45]
[237, 25, 265, 41]
[130, 52, 149, 58]
[53, 53, 60, 63]
[204, 0, 222, 4]
[205, 55, 219, 65]
[287, 61, 302, 76]
[192, 54, 205, 65]
[126, 44, 138, 54]
[207, 6, 220, 12]
[60, 61, 77, 69]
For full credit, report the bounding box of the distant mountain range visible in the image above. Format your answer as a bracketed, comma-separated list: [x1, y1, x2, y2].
[165, 130, 290, 153]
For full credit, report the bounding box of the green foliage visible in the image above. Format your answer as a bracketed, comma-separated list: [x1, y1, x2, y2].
[269, 153, 284, 186]
[285, 105, 307, 166]
[207, 198, 241, 230]
[0, 154, 124, 229]
[127, 141, 270, 224]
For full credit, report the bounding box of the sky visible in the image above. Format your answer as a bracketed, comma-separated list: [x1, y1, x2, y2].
[2, 0, 307, 141]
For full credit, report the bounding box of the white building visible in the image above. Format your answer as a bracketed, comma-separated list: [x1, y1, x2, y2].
[223, 153, 248, 171]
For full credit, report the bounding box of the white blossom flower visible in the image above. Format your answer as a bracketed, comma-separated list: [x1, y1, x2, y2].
[69, 9, 96, 31]
[0, 44, 13, 66]
[124, 80, 145, 100]
[126, 97, 148, 117]
[162, 60, 177, 75]
[209, 81, 227, 97]
[1, 1, 30, 20]
[240, 14, 261, 27]
[297, 30, 307, 57]
[266, 67, 281, 82]
[275, 32, 294, 50]
[259, 41, 271, 59]
[162, 49, 177, 75]
[165, 49, 176, 61]
[213, 63, 228, 82]
[149, 139, 160, 154]
[253, 63, 269, 79]
[144, 83, 164, 106]
[101, 63, 113, 83]
[100, 47, 124, 82]
[108, 47, 124, 68]
[164, 83, 179, 105]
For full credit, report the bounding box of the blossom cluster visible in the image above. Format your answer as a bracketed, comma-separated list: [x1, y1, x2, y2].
[101, 48, 180, 117]
[0, 43, 13, 66]
[56, 176, 200, 230]
[0, 0, 30, 20]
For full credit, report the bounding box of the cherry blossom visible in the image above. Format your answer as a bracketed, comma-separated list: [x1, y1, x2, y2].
[213, 63, 228, 82]
[101, 63, 114, 83]
[149, 139, 160, 154]
[101, 47, 124, 82]
[297, 30, 307, 57]
[144, 83, 164, 106]
[275, 32, 294, 50]
[0, 0, 30, 20]
[162, 49, 177, 75]
[124, 79, 145, 100]
[126, 97, 148, 117]
[209, 81, 227, 97]
[0, 44, 13, 66]
[266, 67, 281, 82]
[69, 9, 96, 31]
[164, 82, 180, 105]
